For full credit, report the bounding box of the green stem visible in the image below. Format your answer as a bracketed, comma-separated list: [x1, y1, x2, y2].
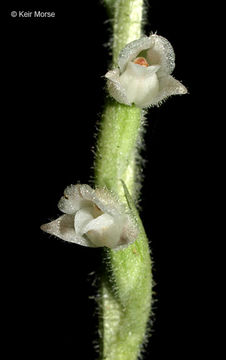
[95, 1, 152, 359]
[113, 0, 143, 65]
[95, 101, 141, 200]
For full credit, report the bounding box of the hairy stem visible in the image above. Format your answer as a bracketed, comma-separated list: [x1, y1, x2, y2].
[113, 0, 143, 65]
[95, 1, 152, 359]
[95, 101, 141, 200]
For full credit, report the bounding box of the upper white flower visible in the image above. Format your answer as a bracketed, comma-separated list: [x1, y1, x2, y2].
[41, 184, 138, 250]
[105, 34, 187, 108]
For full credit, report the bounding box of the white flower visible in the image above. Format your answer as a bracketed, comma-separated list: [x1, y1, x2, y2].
[41, 184, 138, 250]
[105, 34, 187, 108]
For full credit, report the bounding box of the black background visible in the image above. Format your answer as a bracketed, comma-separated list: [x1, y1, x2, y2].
[3, 1, 205, 359]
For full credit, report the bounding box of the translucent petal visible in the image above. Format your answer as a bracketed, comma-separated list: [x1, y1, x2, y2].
[106, 69, 131, 105]
[146, 35, 175, 75]
[58, 184, 94, 215]
[40, 214, 94, 247]
[153, 75, 187, 105]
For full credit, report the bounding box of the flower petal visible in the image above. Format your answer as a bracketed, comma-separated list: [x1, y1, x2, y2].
[74, 206, 94, 236]
[124, 62, 160, 76]
[140, 75, 187, 107]
[118, 36, 154, 72]
[155, 75, 187, 104]
[119, 62, 160, 107]
[58, 184, 93, 215]
[147, 35, 175, 75]
[41, 214, 94, 246]
[105, 69, 131, 105]
[84, 213, 125, 248]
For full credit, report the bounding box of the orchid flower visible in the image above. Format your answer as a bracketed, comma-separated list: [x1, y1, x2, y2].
[105, 34, 187, 108]
[41, 184, 138, 250]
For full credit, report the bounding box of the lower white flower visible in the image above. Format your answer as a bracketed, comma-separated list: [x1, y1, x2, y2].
[105, 34, 187, 108]
[41, 184, 138, 250]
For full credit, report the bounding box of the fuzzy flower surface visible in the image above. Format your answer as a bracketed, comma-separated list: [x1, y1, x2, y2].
[105, 34, 187, 108]
[41, 184, 138, 250]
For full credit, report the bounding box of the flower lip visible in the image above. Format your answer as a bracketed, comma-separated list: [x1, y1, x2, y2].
[119, 62, 160, 107]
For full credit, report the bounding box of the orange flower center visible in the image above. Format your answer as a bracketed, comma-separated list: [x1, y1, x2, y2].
[133, 57, 149, 67]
